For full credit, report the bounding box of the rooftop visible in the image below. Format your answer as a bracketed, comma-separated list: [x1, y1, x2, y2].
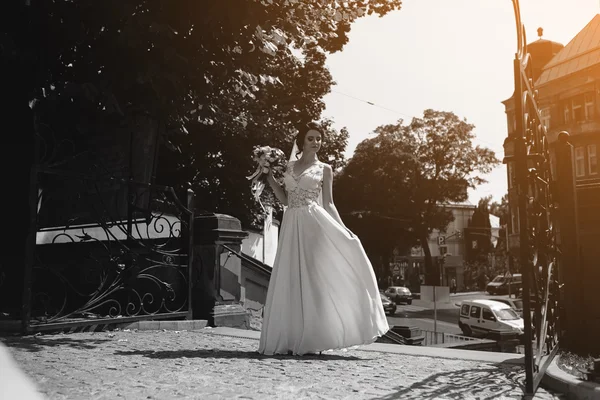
[536, 14, 600, 87]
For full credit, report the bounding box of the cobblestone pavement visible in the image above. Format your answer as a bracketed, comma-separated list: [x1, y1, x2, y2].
[1, 328, 564, 400]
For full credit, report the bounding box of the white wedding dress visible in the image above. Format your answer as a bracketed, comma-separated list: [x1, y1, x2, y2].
[258, 160, 389, 355]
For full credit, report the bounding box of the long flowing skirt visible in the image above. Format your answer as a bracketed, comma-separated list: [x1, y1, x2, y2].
[258, 204, 389, 355]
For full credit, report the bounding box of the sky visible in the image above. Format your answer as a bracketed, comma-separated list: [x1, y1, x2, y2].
[322, 0, 600, 205]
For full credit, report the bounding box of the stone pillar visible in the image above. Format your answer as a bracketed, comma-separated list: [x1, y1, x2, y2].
[191, 213, 248, 325]
[554, 132, 584, 350]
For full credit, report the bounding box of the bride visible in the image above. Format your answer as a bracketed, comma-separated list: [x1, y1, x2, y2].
[257, 124, 389, 356]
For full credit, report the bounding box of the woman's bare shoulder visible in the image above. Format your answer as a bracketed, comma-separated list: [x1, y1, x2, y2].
[320, 162, 333, 178]
[319, 161, 332, 170]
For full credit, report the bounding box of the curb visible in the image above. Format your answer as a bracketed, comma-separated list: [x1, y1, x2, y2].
[202, 326, 525, 365]
[117, 319, 208, 331]
[542, 355, 600, 399]
[412, 291, 485, 299]
[450, 291, 486, 297]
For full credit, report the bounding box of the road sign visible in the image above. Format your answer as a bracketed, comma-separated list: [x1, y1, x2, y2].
[438, 235, 446, 246]
[392, 265, 401, 276]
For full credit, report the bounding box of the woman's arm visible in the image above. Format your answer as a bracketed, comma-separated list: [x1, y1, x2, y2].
[322, 164, 353, 236]
[266, 171, 288, 206]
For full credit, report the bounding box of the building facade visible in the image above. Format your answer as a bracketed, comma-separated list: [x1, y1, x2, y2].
[391, 202, 501, 292]
[503, 17, 600, 349]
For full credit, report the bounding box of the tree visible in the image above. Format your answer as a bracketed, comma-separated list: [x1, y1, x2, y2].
[335, 110, 499, 285]
[490, 194, 515, 284]
[6, 0, 401, 226]
[464, 196, 494, 290]
[10, 0, 403, 141]
[465, 197, 493, 263]
[463, 195, 515, 291]
[17, 1, 397, 125]
[490, 194, 510, 252]
[0, 0, 402, 312]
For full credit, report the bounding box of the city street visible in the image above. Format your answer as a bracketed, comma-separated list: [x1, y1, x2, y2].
[385, 291, 519, 336]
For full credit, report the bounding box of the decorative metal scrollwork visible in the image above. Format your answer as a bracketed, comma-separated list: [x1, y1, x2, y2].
[510, 0, 562, 395]
[27, 178, 193, 329]
[23, 112, 194, 332]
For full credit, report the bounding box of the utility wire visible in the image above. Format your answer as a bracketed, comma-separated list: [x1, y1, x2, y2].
[330, 89, 504, 153]
[331, 90, 414, 118]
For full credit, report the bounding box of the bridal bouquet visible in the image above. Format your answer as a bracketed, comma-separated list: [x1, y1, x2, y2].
[247, 145, 286, 210]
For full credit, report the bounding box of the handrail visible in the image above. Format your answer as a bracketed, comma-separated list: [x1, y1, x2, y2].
[220, 244, 272, 276]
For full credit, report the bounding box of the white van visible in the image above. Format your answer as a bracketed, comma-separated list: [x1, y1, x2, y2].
[458, 299, 524, 337]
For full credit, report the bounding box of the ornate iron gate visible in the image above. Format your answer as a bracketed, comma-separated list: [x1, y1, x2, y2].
[21, 123, 195, 334]
[507, 1, 562, 395]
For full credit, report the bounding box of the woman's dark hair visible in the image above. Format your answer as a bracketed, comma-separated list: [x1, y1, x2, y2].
[294, 122, 322, 158]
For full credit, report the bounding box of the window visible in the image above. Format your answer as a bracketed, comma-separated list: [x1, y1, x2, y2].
[588, 144, 597, 175]
[470, 305, 481, 318]
[513, 300, 523, 309]
[575, 147, 585, 177]
[482, 308, 496, 321]
[508, 162, 516, 188]
[585, 92, 595, 120]
[540, 107, 551, 129]
[560, 93, 595, 124]
[461, 304, 470, 316]
[511, 206, 519, 235]
[572, 96, 584, 122]
[496, 309, 520, 321]
[563, 103, 571, 124]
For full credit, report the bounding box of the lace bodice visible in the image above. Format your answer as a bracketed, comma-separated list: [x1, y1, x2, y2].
[283, 161, 324, 209]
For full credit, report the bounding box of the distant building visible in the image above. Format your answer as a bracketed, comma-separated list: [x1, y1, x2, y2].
[502, 17, 600, 346]
[395, 202, 479, 291]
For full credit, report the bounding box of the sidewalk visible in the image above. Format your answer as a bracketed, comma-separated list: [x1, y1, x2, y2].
[450, 291, 485, 297]
[0, 325, 572, 400]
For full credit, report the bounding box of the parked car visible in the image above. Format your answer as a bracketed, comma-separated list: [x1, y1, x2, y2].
[380, 294, 397, 316]
[458, 299, 524, 337]
[489, 297, 524, 317]
[385, 286, 413, 305]
[486, 274, 522, 295]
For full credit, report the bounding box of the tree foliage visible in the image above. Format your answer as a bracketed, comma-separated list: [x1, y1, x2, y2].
[3, 0, 402, 226]
[463, 195, 513, 290]
[17, 0, 401, 128]
[335, 109, 500, 284]
[465, 197, 493, 263]
[490, 194, 510, 257]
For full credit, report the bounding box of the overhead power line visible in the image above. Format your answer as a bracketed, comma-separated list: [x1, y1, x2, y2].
[331, 90, 414, 118]
[330, 89, 504, 153]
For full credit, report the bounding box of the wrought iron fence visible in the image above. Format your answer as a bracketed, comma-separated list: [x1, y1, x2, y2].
[22, 171, 194, 333]
[20, 119, 195, 333]
[507, 1, 562, 395]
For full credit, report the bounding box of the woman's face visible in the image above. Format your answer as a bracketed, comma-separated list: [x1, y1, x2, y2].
[303, 129, 322, 153]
